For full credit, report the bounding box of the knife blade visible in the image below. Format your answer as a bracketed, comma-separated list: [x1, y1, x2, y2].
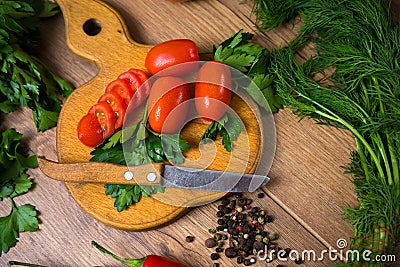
[38, 158, 270, 192]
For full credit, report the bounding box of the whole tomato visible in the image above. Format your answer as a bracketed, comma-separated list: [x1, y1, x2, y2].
[195, 61, 232, 121]
[145, 39, 199, 76]
[148, 76, 190, 134]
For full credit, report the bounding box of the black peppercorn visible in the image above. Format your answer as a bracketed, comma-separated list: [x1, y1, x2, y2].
[185, 235, 195, 242]
[216, 225, 224, 231]
[216, 247, 224, 253]
[217, 204, 225, 210]
[225, 247, 238, 258]
[244, 259, 251, 266]
[294, 257, 304, 264]
[237, 198, 246, 207]
[265, 215, 273, 223]
[211, 253, 220, 260]
[205, 238, 217, 248]
[237, 256, 244, 264]
[257, 192, 265, 198]
[217, 218, 225, 225]
[221, 198, 230, 206]
[216, 210, 224, 217]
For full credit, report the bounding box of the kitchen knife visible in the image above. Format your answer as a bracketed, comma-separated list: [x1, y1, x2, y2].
[38, 158, 270, 192]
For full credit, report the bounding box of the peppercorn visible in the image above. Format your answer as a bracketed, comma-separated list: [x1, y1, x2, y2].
[214, 233, 223, 241]
[185, 235, 195, 242]
[253, 241, 265, 251]
[237, 198, 246, 207]
[216, 210, 224, 217]
[265, 215, 273, 223]
[210, 253, 220, 260]
[237, 256, 244, 264]
[216, 226, 224, 231]
[294, 257, 304, 264]
[257, 192, 265, 198]
[217, 205, 225, 210]
[205, 238, 217, 248]
[223, 207, 231, 214]
[225, 247, 238, 258]
[221, 198, 230, 206]
[216, 247, 224, 253]
[244, 259, 251, 266]
[268, 232, 279, 241]
[209, 229, 217, 234]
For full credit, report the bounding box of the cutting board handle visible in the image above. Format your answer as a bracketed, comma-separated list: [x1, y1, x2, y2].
[56, 0, 150, 69]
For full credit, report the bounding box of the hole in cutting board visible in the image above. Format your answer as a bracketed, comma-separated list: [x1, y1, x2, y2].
[83, 18, 102, 36]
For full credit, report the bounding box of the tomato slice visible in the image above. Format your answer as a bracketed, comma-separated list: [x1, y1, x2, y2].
[98, 92, 127, 129]
[88, 102, 116, 139]
[124, 69, 152, 111]
[118, 71, 141, 95]
[77, 113, 104, 147]
[106, 79, 134, 105]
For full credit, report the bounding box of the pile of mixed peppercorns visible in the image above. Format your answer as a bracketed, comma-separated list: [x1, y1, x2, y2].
[204, 193, 300, 266]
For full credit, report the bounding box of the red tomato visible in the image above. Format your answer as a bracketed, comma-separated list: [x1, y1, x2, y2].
[77, 113, 104, 147]
[88, 102, 116, 139]
[98, 92, 127, 129]
[106, 79, 134, 105]
[145, 39, 200, 76]
[195, 61, 232, 121]
[124, 69, 151, 110]
[118, 71, 141, 95]
[148, 76, 191, 134]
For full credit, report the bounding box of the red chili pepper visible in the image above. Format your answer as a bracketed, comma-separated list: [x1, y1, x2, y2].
[92, 241, 189, 267]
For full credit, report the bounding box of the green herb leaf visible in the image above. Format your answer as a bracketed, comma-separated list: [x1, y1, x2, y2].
[214, 30, 283, 113]
[201, 113, 243, 152]
[0, 201, 39, 256]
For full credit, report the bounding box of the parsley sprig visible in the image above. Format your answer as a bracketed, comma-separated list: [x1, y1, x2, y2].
[0, 128, 38, 256]
[0, 0, 73, 132]
[90, 105, 190, 212]
[213, 30, 284, 113]
[201, 113, 243, 152]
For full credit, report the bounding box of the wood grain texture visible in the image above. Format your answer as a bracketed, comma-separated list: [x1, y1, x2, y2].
[3, 0, 393, 265]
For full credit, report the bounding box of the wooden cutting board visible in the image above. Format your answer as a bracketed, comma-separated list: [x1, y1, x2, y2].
[54, 0, 265, 230]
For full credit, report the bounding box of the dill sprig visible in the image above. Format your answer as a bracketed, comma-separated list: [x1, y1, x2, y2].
[254, 0, 400, 264]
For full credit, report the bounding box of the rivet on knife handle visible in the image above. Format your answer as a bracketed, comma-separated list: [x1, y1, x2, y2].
[38, 158, 163, 185]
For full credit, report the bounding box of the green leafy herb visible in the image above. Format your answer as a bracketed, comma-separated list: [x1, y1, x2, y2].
[0, 200, 39, 257]
[0, 0, 74, 131]
[90, 109, 189, 212]
[213, 30, 284, 113]
[254, 0, 400, 263]
[201, 113, 243, 152]
[0, 128, 38, 256]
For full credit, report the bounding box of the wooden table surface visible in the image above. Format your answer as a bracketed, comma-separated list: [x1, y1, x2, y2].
[0, 0, 371, 266]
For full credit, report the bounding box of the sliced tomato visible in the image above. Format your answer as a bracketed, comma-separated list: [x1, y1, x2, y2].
[77, 113, 104, 147]
[118, 71, 141, 94]
[98, 92, 127, 129]
[126, 69, 152, 111]
[88, 102, 116, 139]
[106, 79, 134, 105]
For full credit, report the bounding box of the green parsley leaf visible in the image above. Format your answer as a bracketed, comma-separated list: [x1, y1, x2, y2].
[201, 112, 243, 152]
[0, 200, 39, 256]
[214, 30, 284, 113]
[90, 118, 187, 212]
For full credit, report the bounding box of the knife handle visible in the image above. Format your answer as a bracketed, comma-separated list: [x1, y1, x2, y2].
[38, 158, 164, 185]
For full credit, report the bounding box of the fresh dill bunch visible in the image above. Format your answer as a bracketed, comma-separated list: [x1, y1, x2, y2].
[256, 0, 400, 263]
